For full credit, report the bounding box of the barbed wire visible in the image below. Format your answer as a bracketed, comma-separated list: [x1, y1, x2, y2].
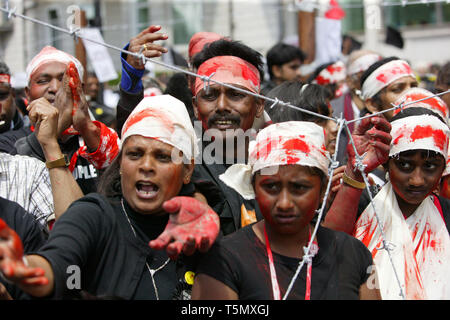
[2, 4, 448, 300]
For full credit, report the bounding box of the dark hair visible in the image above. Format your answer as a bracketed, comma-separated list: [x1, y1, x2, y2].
[360, 56, 400, 89]
[437, 62, 450, 86]
[266, 43, 306, 80]
[265, 82, 331, 124]
[97, 151, 122, 198]
[192, 39, 265, 81]
[390, 106, 447, 124]
[0, 61, 11, 75]
[164, 73, 195, 123]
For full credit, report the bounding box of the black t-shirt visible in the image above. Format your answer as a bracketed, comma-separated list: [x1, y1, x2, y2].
[36, 193, 196, 300]
[195, 224, 373, 300]
[192, 161, 263, 236]
[0, 197, 47, 299]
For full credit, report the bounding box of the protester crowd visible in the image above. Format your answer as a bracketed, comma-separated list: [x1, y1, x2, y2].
[0, 23, 449, 301]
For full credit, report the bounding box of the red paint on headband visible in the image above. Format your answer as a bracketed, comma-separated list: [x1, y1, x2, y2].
[410, 125, 447, 151]
[375, 62, 412, 84]
[195, 56, 260, 96]
[394, 92, 448, 118]
[122, 107, 175, 137]
[0, 74, 10, 84]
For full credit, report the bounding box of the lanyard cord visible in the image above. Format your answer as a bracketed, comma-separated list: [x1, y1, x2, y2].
[264, 223, 318, 300]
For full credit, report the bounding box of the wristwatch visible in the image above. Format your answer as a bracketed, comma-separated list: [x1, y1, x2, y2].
[46, 154, 70, 169]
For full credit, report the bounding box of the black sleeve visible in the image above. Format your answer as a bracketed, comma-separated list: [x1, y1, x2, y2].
[116, 87, 143, 138]
[34, 198, 108, 299]
[437, 195, 450, 234]
[194, 242, 240, 294]
[348, 235, 374, 285]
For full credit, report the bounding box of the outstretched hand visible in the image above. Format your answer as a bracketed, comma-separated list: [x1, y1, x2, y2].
[0, 219, 48, 287]
[149, 197, 220, 260]
[127, 25, 169, 70]
[347, 116, 391, 176]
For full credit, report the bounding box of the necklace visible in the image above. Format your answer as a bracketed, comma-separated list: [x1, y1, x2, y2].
[120, 198, 170, 300]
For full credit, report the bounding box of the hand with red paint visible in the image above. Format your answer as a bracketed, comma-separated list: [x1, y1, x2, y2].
[65, 63, 92, 136]
[149, 196, 220, 260]
[127, 25, 169, 70]
[346, 116, 391, 179]
[0, 218, 48, 287]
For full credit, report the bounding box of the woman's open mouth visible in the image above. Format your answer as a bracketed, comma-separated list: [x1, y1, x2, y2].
[136, 181, 159, 200]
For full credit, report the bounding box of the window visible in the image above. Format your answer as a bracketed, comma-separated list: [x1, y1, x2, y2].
[48, 9, 61, 49]
[172, 0, 203, 45]
[383, 0, 438, 27]
[340, 0, 365, 33]
[137, 0, 149, 33]
[339, 0, 450, 33]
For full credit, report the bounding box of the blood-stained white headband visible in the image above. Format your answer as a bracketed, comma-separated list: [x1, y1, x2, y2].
[121, 95, 199, 161]
[347, 53, 381, 76]
[361, 59, 416, 99]
[26, 46, 84, 85]
[219, 121, 330, 199]
[390, 114, 449, 161]
[393, 87, 449, 123]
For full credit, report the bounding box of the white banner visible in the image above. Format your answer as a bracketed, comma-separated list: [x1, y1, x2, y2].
[81, 27, 118, 83]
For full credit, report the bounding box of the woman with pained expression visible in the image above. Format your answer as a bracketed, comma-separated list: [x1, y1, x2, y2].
[0, 95, 219, 300]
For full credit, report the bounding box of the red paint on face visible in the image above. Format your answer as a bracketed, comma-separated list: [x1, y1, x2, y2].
[254, 165, 322, 235]
[123, 108, 175, 136]
[440, 175, 450, 199]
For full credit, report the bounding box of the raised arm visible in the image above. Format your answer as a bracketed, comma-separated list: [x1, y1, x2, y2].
[323, 116, 391, 234]
[117, 25, 169, 136]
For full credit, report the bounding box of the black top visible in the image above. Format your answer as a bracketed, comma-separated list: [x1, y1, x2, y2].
[0, 110, 32, 154]
[436, 194, 450, 233]
[192, 161, 263, 235]
[0, 197, 47, 299]
[11, 133, 99, 195]
[195, 224, 373, 300]
[35, 193, 196, 300]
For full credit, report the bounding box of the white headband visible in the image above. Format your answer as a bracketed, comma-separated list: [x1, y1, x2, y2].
[26, 46, 84, 85]
[121, 95, 199, 161]
[393, 87, 449, 123]
[390, 114, 449, 160]
[219, 121, 330, 199]
[361, 59, 415, 99]
[347, 53, 381, 76]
